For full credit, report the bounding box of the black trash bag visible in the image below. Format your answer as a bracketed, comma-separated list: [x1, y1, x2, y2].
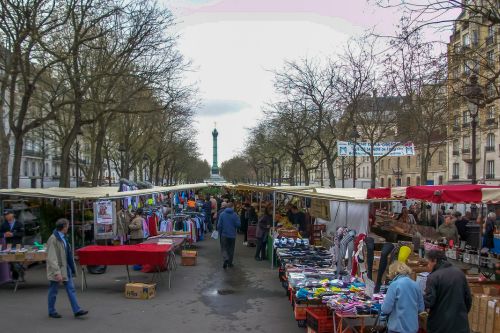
[87, 265, 107, 274]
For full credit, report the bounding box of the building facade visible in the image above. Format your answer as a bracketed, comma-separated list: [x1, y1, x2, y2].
[447, 7, 500, 185]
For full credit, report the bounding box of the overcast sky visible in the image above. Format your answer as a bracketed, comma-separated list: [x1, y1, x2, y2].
[161, 0, 416, 165]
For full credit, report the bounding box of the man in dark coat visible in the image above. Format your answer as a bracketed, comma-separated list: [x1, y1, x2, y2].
[0, 211, 25, 281]
[0, 211, 24, 246]
[424, 250, 472, 333]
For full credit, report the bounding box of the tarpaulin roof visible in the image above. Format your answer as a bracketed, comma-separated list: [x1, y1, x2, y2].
[0, 183, 208, 200]
[367, 184, 500, 203]
[233, 184, 318, 193]
[276, 187, 369, 202]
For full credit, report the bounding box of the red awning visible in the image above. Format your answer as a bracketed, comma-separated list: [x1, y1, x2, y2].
[367, 184, 500, 203]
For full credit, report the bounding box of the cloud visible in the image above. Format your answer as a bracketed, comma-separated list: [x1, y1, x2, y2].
[196, 99, 250, 117]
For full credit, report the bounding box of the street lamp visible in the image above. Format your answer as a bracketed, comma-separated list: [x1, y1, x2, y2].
[465, 74, 484, 185]
[350, 125, 360, 188]
[75, 129, 83, 187]
[118, 143, 126, 179]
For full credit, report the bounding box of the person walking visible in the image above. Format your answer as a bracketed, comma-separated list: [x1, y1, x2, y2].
[240, 203, 249, 245]
[217, 203, 241, 269]
[46, 219, 88, 319]
[203, 196, 213, 233]
[255, 205, 272, 261]
[381, 261, 425, 333]
[424, 250, 472, 333]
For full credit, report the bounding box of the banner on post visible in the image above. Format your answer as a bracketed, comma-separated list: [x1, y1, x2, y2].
[337, 141, 415, 157]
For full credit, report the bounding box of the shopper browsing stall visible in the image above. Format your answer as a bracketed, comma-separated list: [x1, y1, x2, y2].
[424, 250, 471, 333]
[381, 261, 424, 333]
[255, 206, 272, 261]
[483, 212, 496, 251]
[128, 209, 145, 245]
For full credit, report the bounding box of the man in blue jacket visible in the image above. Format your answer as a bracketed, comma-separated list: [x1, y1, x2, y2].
[217, 202, 241, 269]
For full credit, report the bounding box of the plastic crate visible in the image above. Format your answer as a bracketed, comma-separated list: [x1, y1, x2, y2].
[306, 307, 333, 333]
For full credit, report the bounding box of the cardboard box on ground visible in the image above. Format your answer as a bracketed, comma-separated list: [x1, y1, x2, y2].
[125, 283, 156, 300]
[469, 283, 500, 333]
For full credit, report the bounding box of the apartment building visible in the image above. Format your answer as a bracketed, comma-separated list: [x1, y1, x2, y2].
[447, 7, 500, 185]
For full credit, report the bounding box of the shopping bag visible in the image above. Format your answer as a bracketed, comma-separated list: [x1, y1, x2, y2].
[211, 230, 219, 240]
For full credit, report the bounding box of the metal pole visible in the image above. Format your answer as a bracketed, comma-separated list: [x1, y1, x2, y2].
[353, 139, 357, 188]
[397, 156, 401, 186]
[472, 115, 477, 184]
[76, 141, 80, 187]
[271, 190, 276, 269]
[81, 200, 85, 247]
[342, 157, 345, 188]
[71, 200, 75, 257]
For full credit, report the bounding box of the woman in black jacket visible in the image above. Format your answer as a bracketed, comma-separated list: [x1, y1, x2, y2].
[255, 206, 272, 261]
[424, 250, 472, 333]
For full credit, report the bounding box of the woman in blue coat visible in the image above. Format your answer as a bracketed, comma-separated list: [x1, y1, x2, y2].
[381, 261, 425, 333]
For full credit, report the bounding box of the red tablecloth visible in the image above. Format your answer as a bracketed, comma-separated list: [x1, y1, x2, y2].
[77, 244, 172, 266]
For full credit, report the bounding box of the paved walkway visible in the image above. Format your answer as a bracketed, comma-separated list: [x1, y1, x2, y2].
[0, 235, 303, 333]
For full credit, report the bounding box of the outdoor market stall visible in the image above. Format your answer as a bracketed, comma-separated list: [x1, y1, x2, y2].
[0, 183, 209, 290]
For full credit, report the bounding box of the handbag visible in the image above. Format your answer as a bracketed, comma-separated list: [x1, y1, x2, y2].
[211, 230, 219, 240]
[369, 313, 387, 333]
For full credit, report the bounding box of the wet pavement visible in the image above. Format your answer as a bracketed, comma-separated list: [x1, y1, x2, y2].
[0, 235, 303, 333]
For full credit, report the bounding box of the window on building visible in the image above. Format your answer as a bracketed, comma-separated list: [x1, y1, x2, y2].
[472, 30, 479, 45]
[487, 83, 495, 98]
[487, 160, 495, 178]
[463, 33, 470, 47]
[453, 140, 459, 152]
[39, 162, 43, 176]
[406, 177, 411, 186]
[388, 177, 392, 188]
[439, 175, 444, 185]
[416, 154, 421, 168]
[71, 167, 75, 177]
[23, 160, 28, 177]
[463, 110, 470, 124]
[380, 178, 384, 187]
[463, 136, 470, 149]
[381, 160, 384, 170]
[45, 163, 49, 177]
[467, 163, 473, 178]
[31, 161, 36, 176]
[407, 156, 411, 168]
[453, 163, 460, 178]
[488, 105, 496, 119]
[438, 151, 445, 165]
[463, 61, 470, 75]
[416, 176, 421, 186]
[487, 50, 495, 66]
[388, 159, 391, 170]
[454, 115, 460, 127]
[487, 133, 495, 148]
[488, 25, 495, 37]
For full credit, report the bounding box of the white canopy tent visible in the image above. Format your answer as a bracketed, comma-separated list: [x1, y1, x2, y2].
[0, 183, 209, 255]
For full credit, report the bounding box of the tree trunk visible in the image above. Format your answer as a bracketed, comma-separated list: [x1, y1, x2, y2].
[0, 135, 10, 188]
[370, 156, 377, 188]
[290, 161, 296, 186]
[59, 126, 79, 187]
[325, 155, 336, 188]
[11, 134, 24, 188]
[91, 120, 106, 186]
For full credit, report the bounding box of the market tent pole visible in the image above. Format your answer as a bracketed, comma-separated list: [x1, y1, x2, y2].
[81, 200, 85, 247]
[71, 200, 75, 257]
[271, 190, 276, 269]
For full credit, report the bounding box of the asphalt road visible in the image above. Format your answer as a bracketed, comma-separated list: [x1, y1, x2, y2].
[0, 235, 303, 333]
